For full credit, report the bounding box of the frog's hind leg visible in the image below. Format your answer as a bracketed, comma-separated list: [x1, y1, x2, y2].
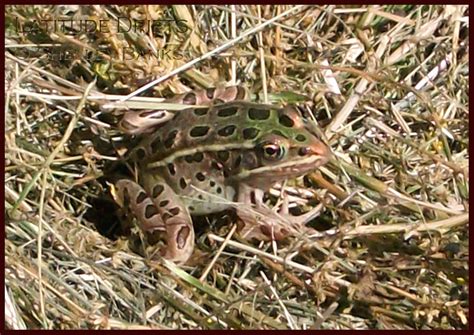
[144, 176, 195, 264]
[115, 179, 194, 264]
[115, 179, 165, 232]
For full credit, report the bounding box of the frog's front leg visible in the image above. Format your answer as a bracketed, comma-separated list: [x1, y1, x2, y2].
[236, 184, 290, 241]
[235, 184, 323, 241]
[115, 178, 194, 264]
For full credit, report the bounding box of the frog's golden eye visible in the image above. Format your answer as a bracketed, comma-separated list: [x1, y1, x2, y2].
[261, 143, 286, 160]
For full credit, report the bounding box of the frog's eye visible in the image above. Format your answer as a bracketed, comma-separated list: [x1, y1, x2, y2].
[261, 143, 286, 160]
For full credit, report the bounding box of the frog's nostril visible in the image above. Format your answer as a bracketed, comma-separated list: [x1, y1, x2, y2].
[298, 147, 310, 156]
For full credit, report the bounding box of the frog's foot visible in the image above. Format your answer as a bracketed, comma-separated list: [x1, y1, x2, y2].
[236, 186, 323, 241]
[236, 204, 291, 241]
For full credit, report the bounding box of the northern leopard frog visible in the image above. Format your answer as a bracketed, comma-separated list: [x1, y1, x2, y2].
[115, 86, 330, 264]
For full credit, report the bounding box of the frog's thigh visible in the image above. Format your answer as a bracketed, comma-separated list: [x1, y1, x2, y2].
[145, 177, 195, 264]
[115, 179, 165, 232]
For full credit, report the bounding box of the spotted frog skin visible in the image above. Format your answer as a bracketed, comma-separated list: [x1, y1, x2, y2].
[115, 87, 331, 264]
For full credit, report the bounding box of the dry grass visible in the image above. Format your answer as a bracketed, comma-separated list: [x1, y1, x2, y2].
[5, 5, 469, 330]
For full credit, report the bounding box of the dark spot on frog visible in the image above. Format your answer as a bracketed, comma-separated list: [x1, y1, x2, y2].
[196, 172, 206, 181]
[216, 187, 222, 194]
[152, 184, 164, 198]
[206, 87, 216, 99]
[194, 108, 208, 116]
[248, 108, 270, 120]
[150, 136, 162, 152]
[169, 207, 180, 216]
[260, 224, 271, 237]
[217, 107, 238, 117]
[210, 180, 216, 187]
[243, 127, 259, 140]
[179, 177, 187, 189]
[271, 130, 286, 138]
[182, 92, 197, 105]
[279, 114, 294, 127]
[136, 191, 147, 204]
[193, 152, 203, 162]
[188, 205, 195, 211]
[190, 125, 210, 138]
[168, 163, 176, 175]
[159, 200, 169, 207]
[185, 155, 193, 163]
[217, 125, 236, 137]
[217, 150, 230, 162]
[250, 191, 256, 204]
[234, 155, 242, 168]
[145, 204, 159, 219]
[295, 134, 306, 142]
[164, 129, 178, 149]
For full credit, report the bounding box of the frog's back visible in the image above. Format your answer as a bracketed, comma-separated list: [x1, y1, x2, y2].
[128, 101, 320, 166]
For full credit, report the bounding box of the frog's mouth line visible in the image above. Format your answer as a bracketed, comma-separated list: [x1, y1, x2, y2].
[233, 154, 329, 181]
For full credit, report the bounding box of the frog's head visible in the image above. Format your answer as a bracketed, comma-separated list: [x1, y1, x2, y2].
[234, 105, 331, 188]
